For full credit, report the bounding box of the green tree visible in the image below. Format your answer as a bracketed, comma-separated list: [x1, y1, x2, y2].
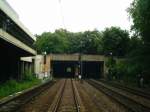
[128, 0, 150, 74]
[128, 0, 150, 42]
[35, 29, 103, 54]
[67, 32, 83, 53]
[35, 30, 69, 54]
[79, 30, 103, 54]
[102, 27, 130, 57]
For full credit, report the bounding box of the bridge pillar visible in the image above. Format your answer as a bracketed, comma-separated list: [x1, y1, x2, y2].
[20, 57, 35, 80]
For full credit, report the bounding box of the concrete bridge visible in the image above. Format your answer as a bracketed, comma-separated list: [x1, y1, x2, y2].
[0, 1, 36, 82]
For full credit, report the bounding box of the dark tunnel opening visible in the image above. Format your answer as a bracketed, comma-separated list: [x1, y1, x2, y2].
[51, 60, 104, 79]
[51, 61, 78, 78]
[82, 61, 103, 79]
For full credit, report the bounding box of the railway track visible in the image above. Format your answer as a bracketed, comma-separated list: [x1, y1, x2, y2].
[0, 80, 56, 112]
[99, 79, 150, 99]
[87, 79, 150, 112]
[49, 79, 80, 112]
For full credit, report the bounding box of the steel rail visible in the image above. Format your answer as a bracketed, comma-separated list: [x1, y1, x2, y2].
[51, 79, 67, 112]
[51, 79, 80, 112]
[71, 79, 80, 112]
[0, 80, 56, 112]
[87, 80, 150, 112]
[99, 79, 150, 99]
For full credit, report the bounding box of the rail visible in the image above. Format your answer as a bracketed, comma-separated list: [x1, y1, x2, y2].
[71, 79, 80, 112]
[50, 79, 80, 112]
[99, 79, 150, 99]
[0, 80, 56, 111]
[51, 79, 67, 112]
[87, 79, 150, 112]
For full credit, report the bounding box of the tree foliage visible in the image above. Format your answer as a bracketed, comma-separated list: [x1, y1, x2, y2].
[35, 27, 130, 56]
[108, 0, 150, 85]
[128, 0, 150, 42]
[35, 29, 69, 54]
[128, 0, 150, 73]
[102, 27, 130, 57]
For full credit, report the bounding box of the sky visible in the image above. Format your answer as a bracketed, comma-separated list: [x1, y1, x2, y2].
[7, 0, 133, 35]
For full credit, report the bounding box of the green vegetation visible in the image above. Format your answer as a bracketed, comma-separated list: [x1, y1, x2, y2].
[127, 0, 150, 75]
[35, 27, 130, 57]
[0, 73, 41, 99]
[102, 27, 130, 57]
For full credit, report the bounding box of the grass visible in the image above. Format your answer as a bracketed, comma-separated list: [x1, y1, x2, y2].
[0, 77, 41, 99]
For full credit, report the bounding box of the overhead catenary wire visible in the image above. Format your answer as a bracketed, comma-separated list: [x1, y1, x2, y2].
[58, 0, 66, 29]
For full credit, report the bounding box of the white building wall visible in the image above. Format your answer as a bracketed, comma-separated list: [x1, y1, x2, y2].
[34, 55, 44, 79]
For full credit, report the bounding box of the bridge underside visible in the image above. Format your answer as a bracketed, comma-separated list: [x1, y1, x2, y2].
[0, 38, 33, 82]
[51, 60, 103, 79]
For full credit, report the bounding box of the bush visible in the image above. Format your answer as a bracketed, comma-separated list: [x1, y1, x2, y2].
[115, 61, 127, 80]
[0, 75, 41, 99]
[23, 70, 36, 81]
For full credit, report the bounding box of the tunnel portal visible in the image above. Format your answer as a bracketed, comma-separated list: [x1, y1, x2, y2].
[82, 61, 103, 79]
[51, 60, 104, 79]
[52, 61, 78, 78]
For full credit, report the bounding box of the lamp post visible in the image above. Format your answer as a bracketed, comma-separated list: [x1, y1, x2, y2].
[78, 40, 83, 79]
[110, 52, 112, 56]
[42, 51, 47, 78]
[109, 52, 114, 69]
[80, 53, 83, 78]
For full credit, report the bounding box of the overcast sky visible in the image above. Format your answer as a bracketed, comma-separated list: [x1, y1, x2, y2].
[7, 0, 133, 35]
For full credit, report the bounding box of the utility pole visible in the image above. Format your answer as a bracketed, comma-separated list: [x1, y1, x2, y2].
[79, 40, 83, 78]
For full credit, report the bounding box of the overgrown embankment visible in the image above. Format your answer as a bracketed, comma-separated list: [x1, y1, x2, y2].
[0, 73, 41, 99]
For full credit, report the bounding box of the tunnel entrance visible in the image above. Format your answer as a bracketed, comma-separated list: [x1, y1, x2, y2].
[82, 61, 103, 79]
[51, 61, 78, 78]
[51, 60, 104, 79]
